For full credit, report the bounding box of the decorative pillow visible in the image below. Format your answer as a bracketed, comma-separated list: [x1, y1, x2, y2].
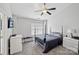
[50, 32, 61, 37]
[72, 33, 78, 37]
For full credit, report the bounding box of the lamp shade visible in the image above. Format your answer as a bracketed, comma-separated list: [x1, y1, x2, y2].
[67, 29, 72, 33]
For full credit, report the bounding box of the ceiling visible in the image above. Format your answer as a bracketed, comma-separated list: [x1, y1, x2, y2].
[10, 3, 71, 20]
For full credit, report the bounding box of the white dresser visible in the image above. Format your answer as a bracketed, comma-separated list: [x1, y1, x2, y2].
[10, 35, 22, 54]
[63, 37, 79, 54]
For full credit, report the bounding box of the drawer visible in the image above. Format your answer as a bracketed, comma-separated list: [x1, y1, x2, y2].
[63, 42, 78, 49]
[63, 43, 78, 53]
[63, 38, 78, 45]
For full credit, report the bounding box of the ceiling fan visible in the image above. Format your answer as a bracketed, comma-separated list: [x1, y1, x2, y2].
[35, 3, 56, 16]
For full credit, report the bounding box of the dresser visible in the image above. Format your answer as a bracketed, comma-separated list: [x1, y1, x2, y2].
[63, 37, 79, 54]
[10, 35, 22, 54]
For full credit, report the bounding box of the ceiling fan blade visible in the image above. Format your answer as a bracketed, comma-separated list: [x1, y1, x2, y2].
[47, 11, 51, 15]
[48, 8, 56, 10]
[41, 12, 43, 16]
[35, 10, 42, 12]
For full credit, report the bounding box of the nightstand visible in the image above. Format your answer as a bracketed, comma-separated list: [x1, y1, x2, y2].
[63, 37, 79, 54]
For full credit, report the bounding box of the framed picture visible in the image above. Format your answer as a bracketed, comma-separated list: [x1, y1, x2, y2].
[8, 17, 14, 28]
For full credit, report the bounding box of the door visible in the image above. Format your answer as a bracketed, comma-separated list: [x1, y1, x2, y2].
[0, 13, 2, 54]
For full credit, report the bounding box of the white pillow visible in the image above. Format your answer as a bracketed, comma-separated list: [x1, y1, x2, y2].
[72, 33, 78, 37]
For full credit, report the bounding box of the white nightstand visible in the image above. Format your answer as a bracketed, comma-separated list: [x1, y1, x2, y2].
[63, 37, 79, 54]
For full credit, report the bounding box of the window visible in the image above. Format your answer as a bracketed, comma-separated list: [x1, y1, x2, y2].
[31, 23, 44, 36]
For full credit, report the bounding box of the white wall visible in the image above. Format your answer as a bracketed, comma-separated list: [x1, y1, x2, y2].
[47, 4, 79, 34]
[0, 4, 12, 55]
[13, 15, 44, 37]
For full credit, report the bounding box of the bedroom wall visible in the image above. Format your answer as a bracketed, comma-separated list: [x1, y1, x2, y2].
[47, 3, 79, 35]
[0, 3, 12, 55]
[12, 15, 44, 37]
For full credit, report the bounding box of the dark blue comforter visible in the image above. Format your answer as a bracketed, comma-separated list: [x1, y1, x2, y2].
[35, 33, 62, 53]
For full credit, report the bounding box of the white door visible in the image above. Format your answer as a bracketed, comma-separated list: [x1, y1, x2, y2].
[0, 13, 2, 54]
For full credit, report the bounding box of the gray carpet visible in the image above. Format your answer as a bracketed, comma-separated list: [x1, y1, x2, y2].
[14, 40, 77, 55]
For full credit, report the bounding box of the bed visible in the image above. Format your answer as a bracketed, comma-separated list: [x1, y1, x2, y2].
[35, 32, 63, 53]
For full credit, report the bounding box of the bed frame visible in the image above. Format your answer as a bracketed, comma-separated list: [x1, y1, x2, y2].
[34, 21, 63, 53]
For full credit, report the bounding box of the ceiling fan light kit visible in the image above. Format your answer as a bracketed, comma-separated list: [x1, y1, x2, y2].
[43, 10, 47, 13]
